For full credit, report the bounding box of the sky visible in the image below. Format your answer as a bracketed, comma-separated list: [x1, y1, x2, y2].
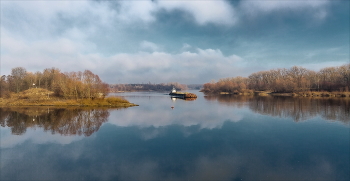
[1, 0, 349, 84]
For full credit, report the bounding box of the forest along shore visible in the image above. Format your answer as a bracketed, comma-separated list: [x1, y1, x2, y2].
[201, 64, 350, 97]
[0, 67, 137, 107]
[206, 90, 350, 98]
[0, 88, 138, 107]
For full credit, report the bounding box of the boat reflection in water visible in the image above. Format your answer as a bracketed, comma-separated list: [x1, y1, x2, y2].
[171, 97, 197, 101]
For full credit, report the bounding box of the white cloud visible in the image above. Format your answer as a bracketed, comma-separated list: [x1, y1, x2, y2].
[2, 24, 245, 83]
[1, 0, 238, 35]
[101, 0, 238, 26]
[157, 0, 237, 26]
[1, 0, 115, 39]
[181, 43, 192, 50]
[1, 0, 343, 84]
[1, 29, 99, 74]
[197, 48, 223, 57]
[1, 28, 245, 83]
[117, 0, 158, 23]
[140, 41, 161, 52]
[99, 48, 244, 83]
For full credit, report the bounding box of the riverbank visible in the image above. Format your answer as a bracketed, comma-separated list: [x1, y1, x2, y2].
[0, 88, 138, 107]
[265, 91, 350, 97]
[205, 90, 350, 98]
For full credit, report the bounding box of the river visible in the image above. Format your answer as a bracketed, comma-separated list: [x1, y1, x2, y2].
[1, 90, 349, 180]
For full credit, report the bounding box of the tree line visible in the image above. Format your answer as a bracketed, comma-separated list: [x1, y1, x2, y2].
[201, 64, 350, 94]
[109, 82, 188, 92]
[0, 67, 109, 99]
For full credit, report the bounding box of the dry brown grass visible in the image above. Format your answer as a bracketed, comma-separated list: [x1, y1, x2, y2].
[0, 88, 138, 107]
[295, 91, 350, 98]
[254, 91, 271, 96]
[240, 89, 254, 95]
[77, 96, 132, 107]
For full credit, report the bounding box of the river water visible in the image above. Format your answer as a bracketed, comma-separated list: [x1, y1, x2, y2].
[1, 91, 349, 180]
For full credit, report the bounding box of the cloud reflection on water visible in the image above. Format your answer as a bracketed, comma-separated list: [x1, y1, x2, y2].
[1, 92, 349, 149]
[1, 120, 347, 180]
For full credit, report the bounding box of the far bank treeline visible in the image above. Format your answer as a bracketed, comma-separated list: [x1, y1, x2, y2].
[109, 82, 188, 92]
[0, 67, 108, 99]
[202, 64, 350, 95]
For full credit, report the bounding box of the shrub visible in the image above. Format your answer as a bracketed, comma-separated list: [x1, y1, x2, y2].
[105, 96, 129, 104]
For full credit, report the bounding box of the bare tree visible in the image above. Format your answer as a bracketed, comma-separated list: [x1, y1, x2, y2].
[11, 67, 27, 93]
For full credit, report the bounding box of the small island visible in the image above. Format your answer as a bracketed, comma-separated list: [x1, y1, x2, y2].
[169, 87, 197, 98]
[0, 67, 137, 107]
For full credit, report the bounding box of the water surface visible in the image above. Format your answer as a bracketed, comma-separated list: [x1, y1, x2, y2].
[1, 91, 349, 180]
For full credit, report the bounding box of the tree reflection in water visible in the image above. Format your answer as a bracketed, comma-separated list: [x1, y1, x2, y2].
[205, 95, 350, 123]
[0, 107, 111, 136]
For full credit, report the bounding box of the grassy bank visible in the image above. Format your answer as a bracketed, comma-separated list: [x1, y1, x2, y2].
[205, 90, 350, 98]
[292, 91, 350, 97]
[259, 91, 350, 97]
[0, 88, 138, 107]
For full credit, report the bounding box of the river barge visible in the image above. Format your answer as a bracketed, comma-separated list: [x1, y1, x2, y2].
[169, 87, 197, 98]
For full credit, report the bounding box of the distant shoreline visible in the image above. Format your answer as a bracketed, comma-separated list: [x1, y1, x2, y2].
[203, 91, 350, 98]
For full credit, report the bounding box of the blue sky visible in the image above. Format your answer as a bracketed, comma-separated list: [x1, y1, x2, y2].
[1, 0, 349, 84]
